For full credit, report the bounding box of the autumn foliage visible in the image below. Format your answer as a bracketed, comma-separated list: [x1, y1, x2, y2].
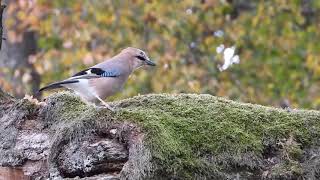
[0, 0, 320, 109]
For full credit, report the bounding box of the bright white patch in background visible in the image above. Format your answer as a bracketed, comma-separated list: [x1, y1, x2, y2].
[213, 29, 239, 71]
[186, 8, 193, 15]
[214, 30, 224, 38]
[218, 46, 240, 71]
[190, 42, 196, 48]
[223, 46, 235, 62]
[163, 63, 169, 70]
[232, 55, 240, 64]
[216, 44, 225, 54]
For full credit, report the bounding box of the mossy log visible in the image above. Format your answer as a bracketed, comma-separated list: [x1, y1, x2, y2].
[0, 89, 320, 179]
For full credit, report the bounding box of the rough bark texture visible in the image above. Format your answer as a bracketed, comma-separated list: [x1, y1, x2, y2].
[0, 89, 320, 179]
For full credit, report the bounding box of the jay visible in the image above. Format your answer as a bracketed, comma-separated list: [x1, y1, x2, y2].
[39, 47, 156, 110]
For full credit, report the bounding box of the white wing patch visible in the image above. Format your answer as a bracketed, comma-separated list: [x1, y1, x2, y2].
[85, 69, 92, 74]
[61, 79, 97, 102]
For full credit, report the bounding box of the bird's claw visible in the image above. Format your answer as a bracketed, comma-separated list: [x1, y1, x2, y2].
[104, 106, 115, 112]
[97, 103, 115, 112]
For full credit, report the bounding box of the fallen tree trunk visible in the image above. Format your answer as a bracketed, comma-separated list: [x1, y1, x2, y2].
[0, 88, 320, 179]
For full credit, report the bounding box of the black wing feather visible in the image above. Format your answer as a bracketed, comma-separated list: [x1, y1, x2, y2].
[72, 68, 120, 78]
[39, 79, 79, 92]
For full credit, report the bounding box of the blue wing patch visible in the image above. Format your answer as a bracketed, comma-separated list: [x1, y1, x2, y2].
[72, 68, 120, 78]
[100, 69, 120, 77]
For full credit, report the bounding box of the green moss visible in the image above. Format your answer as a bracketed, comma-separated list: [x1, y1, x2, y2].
[115, 94, 320, 177]
[270, 161, 303, 179]
[45, 92, 320, 178]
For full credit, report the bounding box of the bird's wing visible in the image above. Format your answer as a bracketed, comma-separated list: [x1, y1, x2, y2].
[70, 67, 121, 79]
[39, 68, 121, 92]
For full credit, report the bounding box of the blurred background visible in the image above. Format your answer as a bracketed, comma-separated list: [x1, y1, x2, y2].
[0, 0, 319, 109]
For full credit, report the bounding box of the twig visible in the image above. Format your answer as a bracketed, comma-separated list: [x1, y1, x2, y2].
[0, 0, 6, 50]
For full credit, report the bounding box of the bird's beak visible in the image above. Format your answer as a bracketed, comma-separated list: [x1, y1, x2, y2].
[145, 58, 156, 66]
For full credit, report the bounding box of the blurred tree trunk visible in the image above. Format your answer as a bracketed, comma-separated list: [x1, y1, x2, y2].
[301, 0, 315, 27]
[0, 0, 40, 97]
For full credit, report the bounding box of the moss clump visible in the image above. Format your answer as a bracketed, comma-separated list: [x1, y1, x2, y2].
[45, 92, 320, 179]
[40, 92, 116, 141]
[115, 94, 320, 178]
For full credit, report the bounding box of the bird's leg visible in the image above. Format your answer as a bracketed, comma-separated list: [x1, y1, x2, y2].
[95, 95, 114, 111]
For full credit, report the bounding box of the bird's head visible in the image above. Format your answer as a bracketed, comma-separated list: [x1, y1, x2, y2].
[121, 47, 156, 70]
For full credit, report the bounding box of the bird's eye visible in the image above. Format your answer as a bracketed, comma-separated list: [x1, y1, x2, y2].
[135, 55, 146, 61]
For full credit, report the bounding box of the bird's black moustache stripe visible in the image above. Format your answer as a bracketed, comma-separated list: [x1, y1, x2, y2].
[135, 55, 146, 61]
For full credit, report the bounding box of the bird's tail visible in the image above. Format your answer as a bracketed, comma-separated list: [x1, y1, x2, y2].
[39, 80, 79, 92]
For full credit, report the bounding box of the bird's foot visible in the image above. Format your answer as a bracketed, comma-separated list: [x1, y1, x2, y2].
[98, 102, 115, 112]
[94, 95, 115, 111]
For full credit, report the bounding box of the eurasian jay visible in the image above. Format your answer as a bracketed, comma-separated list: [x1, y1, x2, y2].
[39, 47, 156, 110]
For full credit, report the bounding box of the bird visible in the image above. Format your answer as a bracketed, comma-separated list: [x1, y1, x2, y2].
[39, 47, 156, 111]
